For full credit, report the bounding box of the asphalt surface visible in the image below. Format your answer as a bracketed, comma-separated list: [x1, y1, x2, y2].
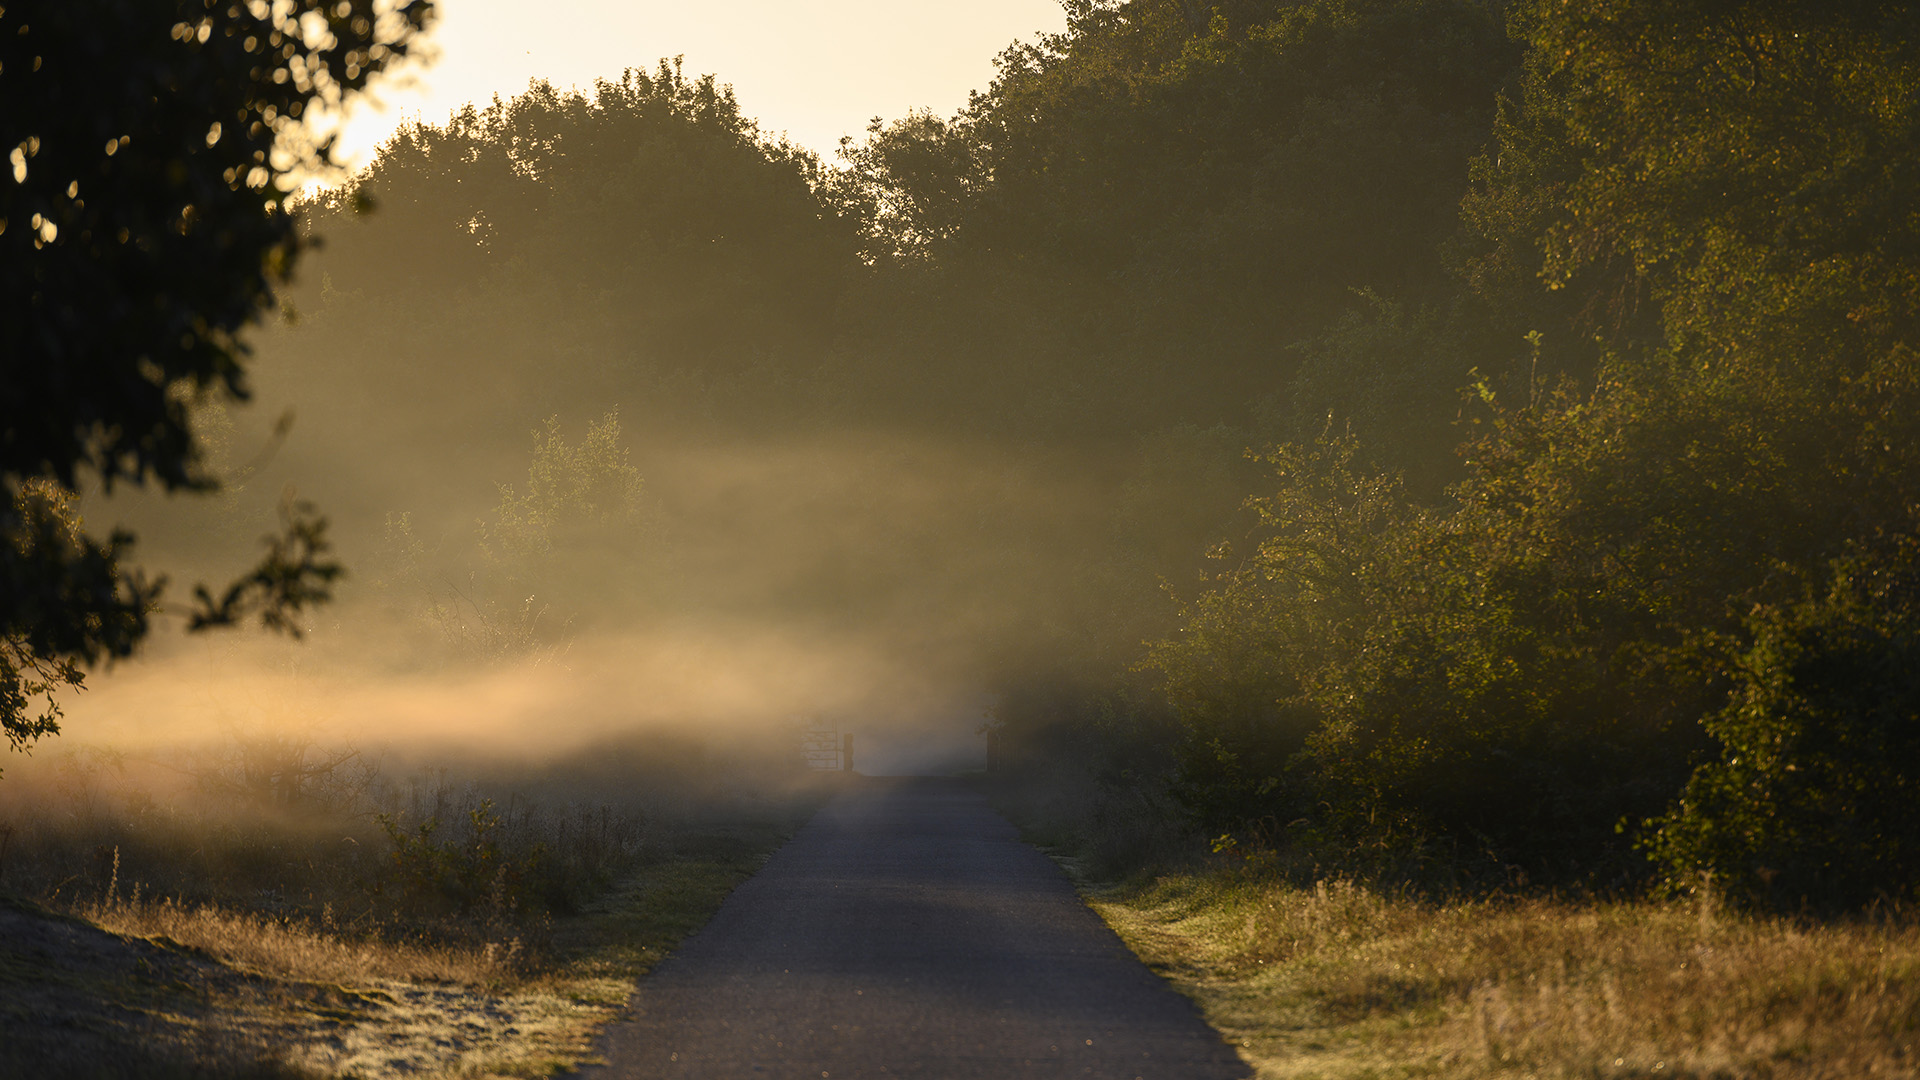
[570, 776, 1249, 1080]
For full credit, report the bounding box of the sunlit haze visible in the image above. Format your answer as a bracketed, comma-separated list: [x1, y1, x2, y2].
[6, 7, 1914, 1073]
[332, 0, 1066, 169]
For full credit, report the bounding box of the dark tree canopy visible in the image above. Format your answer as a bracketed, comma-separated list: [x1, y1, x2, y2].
[1128, 0, 1920, 904]
[0, 0, 432, 765]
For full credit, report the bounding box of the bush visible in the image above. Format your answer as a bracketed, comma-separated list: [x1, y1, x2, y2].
[1645, 538, 1920, 910]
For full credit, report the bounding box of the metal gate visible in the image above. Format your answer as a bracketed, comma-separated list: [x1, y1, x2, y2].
[801, 727, 854, 771]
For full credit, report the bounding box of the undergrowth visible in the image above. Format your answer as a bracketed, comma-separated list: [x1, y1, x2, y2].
[0, 744, 835, 1078]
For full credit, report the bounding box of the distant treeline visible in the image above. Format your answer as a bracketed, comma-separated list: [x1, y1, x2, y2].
[282, 0, 1920, 910]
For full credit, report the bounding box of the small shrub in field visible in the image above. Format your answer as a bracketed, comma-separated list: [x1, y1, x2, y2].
[371, 787, 646, 920]
[375, 798, 532, 916]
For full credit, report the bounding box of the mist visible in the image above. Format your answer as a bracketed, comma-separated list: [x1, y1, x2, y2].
[76, 401, 1180, 779]
[51, 34, 1458, 792]
[64, 393, 1161, 788]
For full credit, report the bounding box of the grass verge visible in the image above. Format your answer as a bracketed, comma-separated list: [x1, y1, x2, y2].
[1081, 868, 1920, 1079]
[0, 788, 829, 1079]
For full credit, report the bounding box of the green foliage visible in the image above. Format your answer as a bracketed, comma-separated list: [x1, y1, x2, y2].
[366, 410, 650, 664]
[483, 411, 645, 573]
[1151, 313, 1915, 883]
[371, 788, 652, 919]
[1147, 432, 1414, 833]
[831, 108, 980, 264]
[1126, 0, 1920, 900]
[1, 481, 140, 771]
[830, 0, 1517, 436]
[1, 0, 431, 494]
[187, 492, 342, 635]
[1533, 0, 1920, 327]
[970, 0, 1511, 293]
[1269, 293, 1477, 497]
[298, 61, 854, 430]
[474, 409, 645, 638]
[376, 798, 536, 916]
[1645, 537, 1920, 909]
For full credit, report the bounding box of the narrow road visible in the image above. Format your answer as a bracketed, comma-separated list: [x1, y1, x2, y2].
[570, 777, 1249, 1079]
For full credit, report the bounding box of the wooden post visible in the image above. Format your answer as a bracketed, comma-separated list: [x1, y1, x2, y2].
[842, 732, 855, 774]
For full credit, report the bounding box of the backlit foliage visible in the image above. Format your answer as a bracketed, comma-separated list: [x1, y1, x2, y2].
[0, 0, 432, 765]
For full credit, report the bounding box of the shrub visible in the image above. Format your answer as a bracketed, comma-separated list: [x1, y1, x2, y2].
[1645, 538, 1920, 910]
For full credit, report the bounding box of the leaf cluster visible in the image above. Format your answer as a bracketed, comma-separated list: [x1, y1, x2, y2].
[1, 1, 430, 761]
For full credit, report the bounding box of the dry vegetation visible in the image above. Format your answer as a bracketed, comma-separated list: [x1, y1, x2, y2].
[1084, 868, 1920, 1079]
[0, 743, 832, 1079]
[75, 887, 518, 988]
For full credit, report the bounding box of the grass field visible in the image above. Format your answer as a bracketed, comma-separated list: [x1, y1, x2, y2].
[1079, 866, 1920, 1079]
[0, 747, 835, 1079]
[989, 769, 1920, 1079]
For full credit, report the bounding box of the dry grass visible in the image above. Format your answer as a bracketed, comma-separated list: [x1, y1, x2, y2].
[2, 821, 810, 1080]
[77, 891, 516, 987]
[0, 749, 837, 1079]
[1089, 870, 1920, 1079]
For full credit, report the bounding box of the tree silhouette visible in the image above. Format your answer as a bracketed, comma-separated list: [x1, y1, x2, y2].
[0, 0, 432, 768]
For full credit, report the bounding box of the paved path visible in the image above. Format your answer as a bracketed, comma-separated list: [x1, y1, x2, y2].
[570, 777, 1248, 1079]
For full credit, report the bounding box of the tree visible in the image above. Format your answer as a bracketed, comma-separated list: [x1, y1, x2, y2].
[1135, 0, 1920, 894]
[0, 0, 434, 769]
[289, 63, 856, 439]
[827, 0, 1516, 438]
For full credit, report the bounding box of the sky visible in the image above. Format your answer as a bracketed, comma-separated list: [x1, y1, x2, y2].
[330, 0, 1067, 170]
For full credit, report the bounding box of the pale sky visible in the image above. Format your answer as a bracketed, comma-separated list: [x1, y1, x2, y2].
[330, 0, 1067, 170]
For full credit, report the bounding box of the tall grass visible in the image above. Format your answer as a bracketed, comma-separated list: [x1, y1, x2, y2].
[0, 742, 661, 977]
[1094, 869, 1920, 1078]
[987, 761, 1920, 1077]
[0, 740, 832, 1080]
[77, 885, 513, 986]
